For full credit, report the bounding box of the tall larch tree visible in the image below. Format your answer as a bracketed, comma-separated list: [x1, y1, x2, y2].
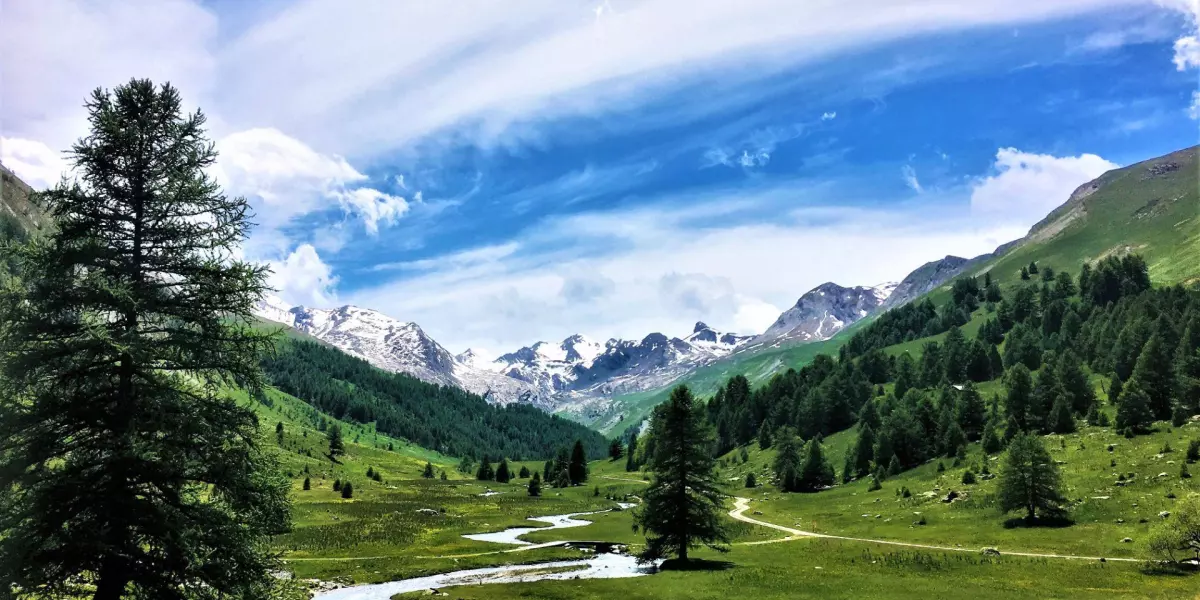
[569, 439, 589, 485]
[998, 432, 1067, 521]
[635, 386, 729, 562]
[0, 80, 289, 600]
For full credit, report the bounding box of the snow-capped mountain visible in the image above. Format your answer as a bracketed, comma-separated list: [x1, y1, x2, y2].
[256, 300, 552, 408]
[255, 298, 751, 410]
[754, 282, 897, 345]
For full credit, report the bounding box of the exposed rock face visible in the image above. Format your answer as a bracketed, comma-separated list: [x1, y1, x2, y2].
[756, 282, 896, 344]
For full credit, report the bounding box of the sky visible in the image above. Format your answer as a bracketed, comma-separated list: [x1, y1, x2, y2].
[2, 0, 1199, 359]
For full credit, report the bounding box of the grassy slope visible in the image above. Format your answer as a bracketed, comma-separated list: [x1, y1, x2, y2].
[590, 146, 1200, 435]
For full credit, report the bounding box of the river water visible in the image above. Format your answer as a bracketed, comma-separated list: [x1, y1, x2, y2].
[313, 503, 653, 600]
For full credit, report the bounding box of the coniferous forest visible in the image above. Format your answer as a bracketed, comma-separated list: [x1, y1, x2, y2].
[262, 337, 609, 461]
[702, 255, 1200, 484]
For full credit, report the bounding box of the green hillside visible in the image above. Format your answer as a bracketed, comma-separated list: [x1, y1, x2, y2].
[0, 164, 46, 242]
[592, 145, 1200, 434]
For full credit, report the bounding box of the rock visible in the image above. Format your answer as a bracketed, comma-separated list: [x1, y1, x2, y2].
[1157, 472, 1169, 478]
[416, 508, 440, 516]
[1139, 518, 1149, 524]
[753, 510, 763, 516]
[941, 490, 960, 503]
[1116, 519, 1124, 524]
[1121, 537, 1133, 543]
[1159, 511, 1171, 519]
[981, 547, 1001, 557]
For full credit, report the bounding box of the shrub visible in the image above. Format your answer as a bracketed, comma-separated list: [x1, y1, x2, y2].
[745, 472, 757, 488]
[341, 481, 354, 499]
[302, 477, 311, 491]
[868, 477, 882, 492]
[1187, 439, 1200, 463]
[962, 471, 977, 485]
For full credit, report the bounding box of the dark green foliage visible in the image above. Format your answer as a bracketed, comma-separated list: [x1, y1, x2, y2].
[276, 421, 285, 443]
[476, 456, 495, 481]
[1115, 380, 1155, 434]
[609, 438, 625, 460]
[0, 80, 290, 600]
[570, 440, 589, 485]
[1108, 375, 1123, 405]
[1004, 364, 1035, 433]
[553, 469, 571, 489]
[636, 386, 729, 561]
[423, 462, 435, 479]
[261, 338, 608, 460]
[1002, 323, 1042, 371]
[868, 476, 882, 491]
[625, 435, 640, 472]
[518, 465, 531, 479]
[998, 433, 1067, 521]
[341, 481, 354, 499]
[495, 459, 512, 484]
[962, 470, 976, 485]
[1049, 397, 1076, 434]
[936, 461, 945, 473]
[981, 416, 1003, 454]
[528, 472, 542, 496]
[1082, 254, 1151, 306]
[850, 424, 876, 478]
[757, 421, 773, 449]
[955, 382, 987, 441]
[303, 477, 311, 491]
[1129, 334, 1176, 420]
[328, 423, 346, 460]
[773, 427, 803, 492]
[333, 479, 342, 492]
[796, 438, 835, 492]
[745, 472, 757, 488]
[1187, 439, 1200, 463]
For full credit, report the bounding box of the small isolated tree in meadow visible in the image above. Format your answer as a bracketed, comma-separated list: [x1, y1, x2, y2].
[476, 456, 495, 481]
[998, 432, 1067, 522]
[328, 423, 346, 461]
[1146, 493, 1200, 565]
[1116, 380, 1155, 434]
[745, 472, 757, 488]
[635, 385, 729, 562]
[570, 440, 589, 485]
[341, 481, 354, 499]
[554, 469, 571, 489]
[496, 458, 512, 483]
[423, 462, 435, 478]
[796, 438, 835, 492]
[440, 470, 448, 481]
[518, 465, 531, 478]
[772, 427, 803, 492]
[528, 472, 542, 497]
[303, 477, 311, 491]
[276, 421, 285, 443]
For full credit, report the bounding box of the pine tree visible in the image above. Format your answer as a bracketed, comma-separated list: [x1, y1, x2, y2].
[758, 421, 774, 449]
[495, 458, 512, 483]
[1108, 375, 1124, 405]
[333, 479, 342, 492]
[1115, 380, 1154, 434]
[518, 465, 531, 479]
[554, 468, 571, 489]
[609, 438, 625, 460]
[745, 472, 757, 488]
[955, 382, 987, 441]
[1056, 351, 1095, 415]
[276, 421, 285, 443]
[981, 416, 1003, 454]
[423, 462, 435, 478]
[625, 435, 639, 472]
[772, 427, 803, 492]
[328, 423, 346, 461]
[0, 80, 290, 600]
[851, 424, 876, 478]
[635, 386, 729, 562]
[341, 481, 354, 499]
[796, 438, 836, 492]
[1004, 364, 1034, 433]
[1049, 397, 1076, 434]
[441, 470, 448, 481]
[1130, 334, 1176, 420]
[998, 433, 1066, 521]
[528, 472, 542, 496]
[303, 477, 311, 491]
[569, 440, 589, 485]
[476, 455, 495, 481]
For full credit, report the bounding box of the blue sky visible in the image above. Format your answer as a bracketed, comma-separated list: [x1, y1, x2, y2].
[3, 0, 1199, 356]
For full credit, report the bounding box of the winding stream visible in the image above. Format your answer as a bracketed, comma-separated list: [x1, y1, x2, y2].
[313, 503, 654, 600]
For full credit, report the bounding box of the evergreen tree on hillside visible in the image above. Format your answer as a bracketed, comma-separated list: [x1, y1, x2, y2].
[850, 424, 876, 479]
[998, 433, 1066, 521]
[1115, 380, 1155, 434]
[328, 423, 346, 460]
[1108, 375, 1124, 406]
[341, 481, 354, 499]
[1129, 333, 1177, 420]
[636, 386, 729, 562]
[569, 440, 589, 485]
[495, 458, 512, 483]
[796, 437, 836, 492]
[476, 455, 495, 481]
[518, 465, 531, 478]
[1049, 397, 1077, 434]
[956, 382, 987, 441]
[1055, 351, 1096, 415]
[528, 472, 542, 497]
[1030, 364, 1060, 433]
[773, 427, 804, 492]
[893, 353, 917, 400]
[609, 438, 625, 460]
[0, 80, 289, 600]
[625, 435, 639, 472]
[423, 462, 435, 478]
[758, 421, 774, 449]
[1004, 364, 1034, 433]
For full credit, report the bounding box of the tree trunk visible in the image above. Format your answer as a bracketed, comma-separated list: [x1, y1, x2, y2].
[92, 559, 128, 600]
[679, 545, 688, 562]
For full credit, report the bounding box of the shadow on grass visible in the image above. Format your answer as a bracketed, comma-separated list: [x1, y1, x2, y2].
[658, 558, 735, 572]
[1001, 515, 1074, 529]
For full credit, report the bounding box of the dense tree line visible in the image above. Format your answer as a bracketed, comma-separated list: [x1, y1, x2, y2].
[261, 338, 608, 460]
[696, 253, 1200, 487]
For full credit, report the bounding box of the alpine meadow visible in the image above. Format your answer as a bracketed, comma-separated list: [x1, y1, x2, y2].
[2, 2, 1200, 599]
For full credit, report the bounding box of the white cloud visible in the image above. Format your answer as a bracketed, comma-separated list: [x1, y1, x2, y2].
[1156, 0, 1200, 116]
[1190, 90, 1200, 118]
[902, 165, 923, 193]
[0, 137, 68, 189]
[267, 243, 337, 307]
[212, 0, 1141, 155]
[346, 191, 1023, 353]
[337, 188, 409, 234]
[821, 111, 837, 121]
[969, 148, 1118, 227]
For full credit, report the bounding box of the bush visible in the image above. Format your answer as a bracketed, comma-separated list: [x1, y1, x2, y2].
[341, 481, 354, 499]
[1146, 493, 1200, 564]
[302, 477, 311, 491]
[868, 477, 882, 492]
[962, 471, 977, 485]
[745, 472, 757, 488]
[332, 479, 342, 492]
[1187, 439, 1200, 463]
